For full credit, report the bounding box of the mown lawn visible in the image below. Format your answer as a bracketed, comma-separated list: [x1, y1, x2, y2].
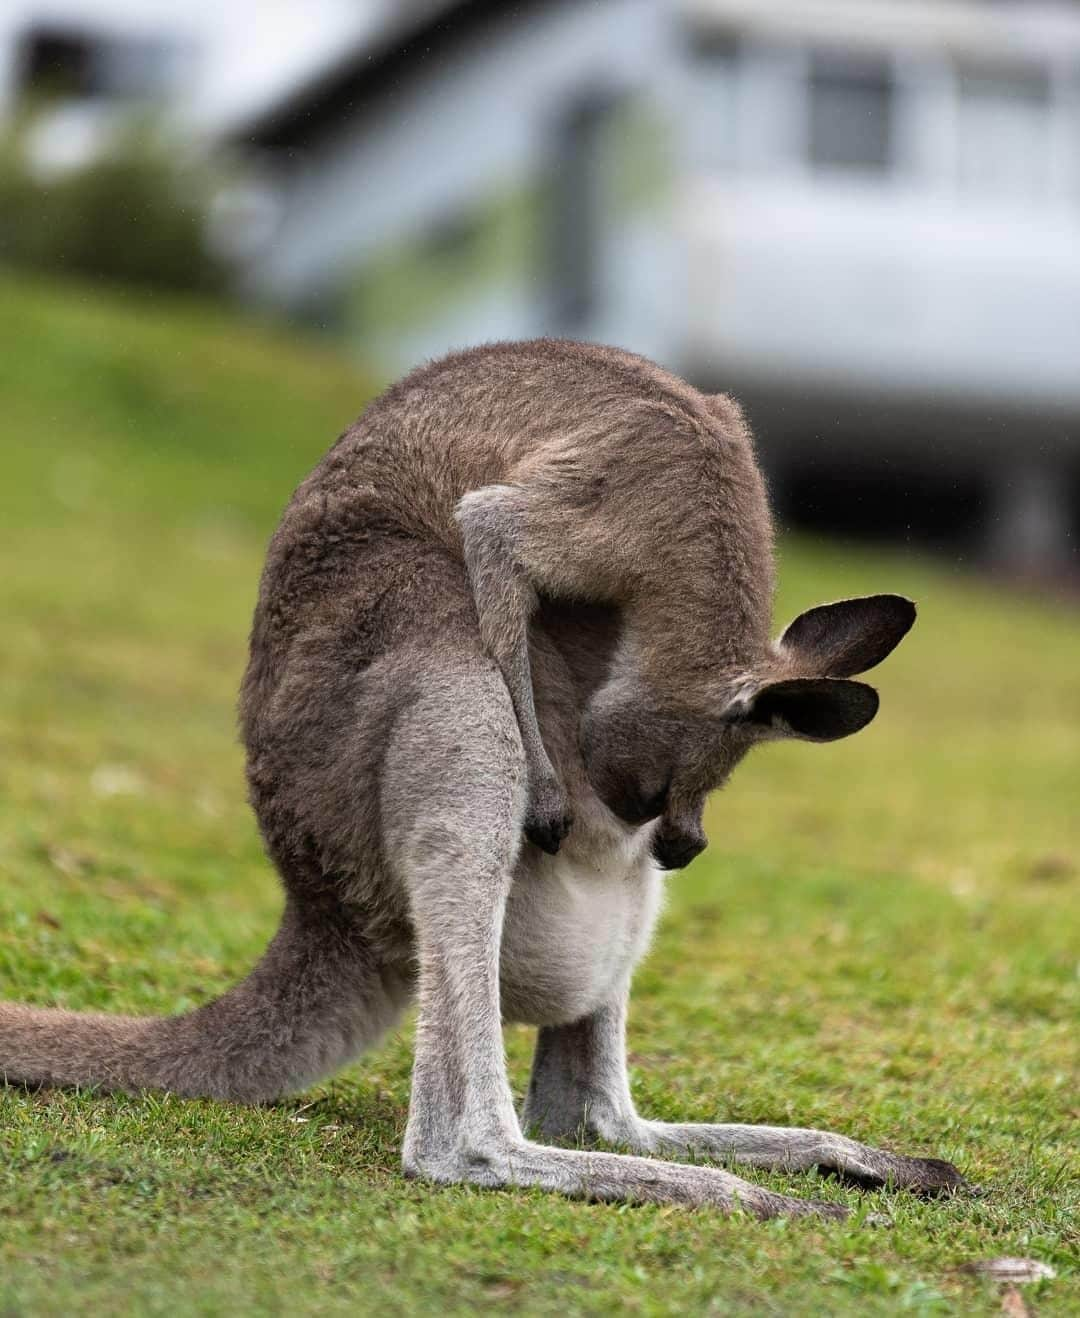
[0, 274, 1076, 1315]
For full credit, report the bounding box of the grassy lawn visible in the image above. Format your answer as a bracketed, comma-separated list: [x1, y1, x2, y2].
[0, 274, 1076, 1315]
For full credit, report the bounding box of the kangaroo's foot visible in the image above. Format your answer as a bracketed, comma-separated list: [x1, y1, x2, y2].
[622, 1121, 967, 1196]
[523, 1006, 968, 1199]
[403, 1134, 851, 1220]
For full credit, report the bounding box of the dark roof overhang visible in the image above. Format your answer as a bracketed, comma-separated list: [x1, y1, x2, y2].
[227, 0, 555, 152]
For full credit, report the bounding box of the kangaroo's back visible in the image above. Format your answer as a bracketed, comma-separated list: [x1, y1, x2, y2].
[266, 337, 723, 539]
[241, 337, 768, 721]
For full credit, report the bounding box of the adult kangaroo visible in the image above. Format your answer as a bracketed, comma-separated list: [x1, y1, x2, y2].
[0, 340, 964, 1217]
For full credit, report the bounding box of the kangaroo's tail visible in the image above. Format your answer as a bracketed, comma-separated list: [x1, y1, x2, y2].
[0, 898, 403, 1102]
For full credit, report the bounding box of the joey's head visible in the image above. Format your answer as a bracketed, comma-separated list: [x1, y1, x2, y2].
[580, 594, 917, 870]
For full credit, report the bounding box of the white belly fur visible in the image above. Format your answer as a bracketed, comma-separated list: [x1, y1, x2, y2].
[499, 830, 665, 1027]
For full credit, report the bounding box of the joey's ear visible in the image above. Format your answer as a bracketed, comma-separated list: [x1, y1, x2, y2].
[739, 678, 879, 742]
[779, 595, 916, 678]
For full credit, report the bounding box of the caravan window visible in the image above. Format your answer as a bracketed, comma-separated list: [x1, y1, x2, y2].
[18, 29, 104, 99]
[955, 63, 1052, 202]
[807, 51, 894, 175]
[683, 25, 739, 172]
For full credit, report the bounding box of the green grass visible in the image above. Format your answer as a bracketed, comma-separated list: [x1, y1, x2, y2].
[0, 273, 1077, 1315]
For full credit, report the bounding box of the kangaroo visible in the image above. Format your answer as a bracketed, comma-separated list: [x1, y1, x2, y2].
[0, 340, 964, 1217]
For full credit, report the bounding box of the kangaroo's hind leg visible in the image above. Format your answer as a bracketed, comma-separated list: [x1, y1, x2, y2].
[381, 655, 848, 1219]
[522, 992, 966, 1195]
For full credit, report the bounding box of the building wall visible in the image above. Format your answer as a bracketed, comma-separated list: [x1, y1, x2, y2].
[241, 0, 685, 375]
[246, 0, 1080, 414]
[677, 4, 1080, 417]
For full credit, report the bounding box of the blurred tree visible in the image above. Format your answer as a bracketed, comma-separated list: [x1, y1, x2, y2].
[0, 113, 225, 295]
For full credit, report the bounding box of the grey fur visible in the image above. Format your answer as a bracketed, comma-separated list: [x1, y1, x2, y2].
[0, 340, 965, 1216]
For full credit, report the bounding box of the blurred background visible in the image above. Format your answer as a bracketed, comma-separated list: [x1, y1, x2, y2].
[2, 0, 1079, 574]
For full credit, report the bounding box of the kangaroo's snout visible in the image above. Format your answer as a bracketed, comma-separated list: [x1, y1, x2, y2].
[579, 685, 677, 827]
[651, 816, 707, 871]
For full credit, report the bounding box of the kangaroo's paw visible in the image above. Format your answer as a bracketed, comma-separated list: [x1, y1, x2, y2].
[524, 775, 573, 854]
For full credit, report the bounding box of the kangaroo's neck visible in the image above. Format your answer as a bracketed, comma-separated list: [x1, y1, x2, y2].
[535, 599, 623, 705]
